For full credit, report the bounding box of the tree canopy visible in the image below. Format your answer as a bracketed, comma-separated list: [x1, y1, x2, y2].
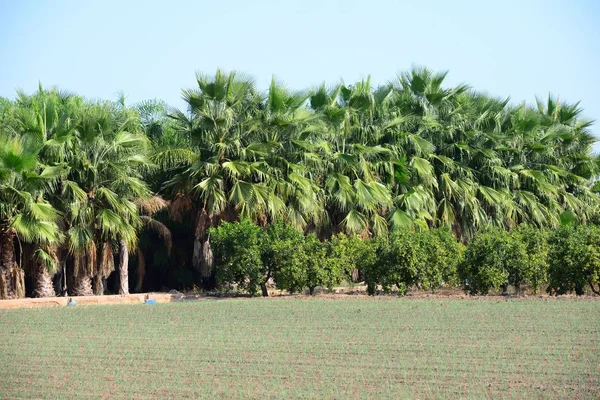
[0, 68, 598, 298]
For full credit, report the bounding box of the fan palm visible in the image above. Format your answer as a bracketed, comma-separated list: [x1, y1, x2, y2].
[63, 101, 150, 295]
[11, 87, 80, 297]
[309, 80, 398, 237]
[0, 131, 61, 298]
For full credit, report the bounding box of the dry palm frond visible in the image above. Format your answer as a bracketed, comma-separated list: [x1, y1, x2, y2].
[136, 196, 169, 216]
[141, 216, 172, 254]
[74, 240, 97, 278]
[98, 242, 115, 278]
[219, 206, 238, 224]
[135, 247, 145, 292]
[10, 267, 25, 299]
[192, 237, 202, 271]
[46, 245, 59, 263]
[359, 228, 371, 240]
[169, 194, 193, 222]
[0, 273, 8, 299]
[73, 253, 83, 278]
[86, 240, 97, 277]
[195, 209, 209, 238]
[200, 237, 213, 278]
[20, 243, 36, 276]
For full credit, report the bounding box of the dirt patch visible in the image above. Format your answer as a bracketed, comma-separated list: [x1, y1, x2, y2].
[0, 293, 183, 309]
[0, 288, 597, 310]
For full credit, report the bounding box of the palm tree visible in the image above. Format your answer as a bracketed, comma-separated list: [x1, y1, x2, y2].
[11, 86, 81, 297]
[64, 101, 150, 296]
[165, 70, 275, 285]
[3, 68, 597, 298]
[132, 196, 172, 292]
[309, 80, 398, 238]
[0, 132, 61, 298]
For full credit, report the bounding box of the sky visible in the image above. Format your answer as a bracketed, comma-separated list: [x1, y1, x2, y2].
[1, 0, 599, 148]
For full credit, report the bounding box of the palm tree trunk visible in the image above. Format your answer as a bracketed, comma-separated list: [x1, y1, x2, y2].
[192, 237, 202, 272]
[54, 263, 68, 297]
[135, 247, 145, 292]
[0, 228, 12, 299]
[0, 272, 7, 299]
[200, 238, 213, 279]
[92, 275, 104, 295]
[73, 274, 93, 296]
[0, 228, 24, 299]
[118, 239, 129, 295]
[33, 263, 55, 298]
[10, 267, 25, 299]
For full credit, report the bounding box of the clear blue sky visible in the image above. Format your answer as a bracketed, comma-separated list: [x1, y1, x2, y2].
[1, 0, 599, 148]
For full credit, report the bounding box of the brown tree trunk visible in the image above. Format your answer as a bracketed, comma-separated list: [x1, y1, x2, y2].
[589, 280, 600, 295]
[135, 247, 145, 292]
[118, 239, 129, 295]
[33, 263, 55, 298]
[10, 267, 25, 299]
[92, 275, 104, 295]
[73, 274, 93, 296]
[260, 282, 269, 297]
[192, 237, 202, 272]
[0, 228, 23, 299]
[0, 228, 14, 298]
[0, 273, 7, 299]
[200, 238, 213, 279]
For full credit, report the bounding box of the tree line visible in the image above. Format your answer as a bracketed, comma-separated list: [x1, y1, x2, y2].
[0, 68, 598, 299]
[210, 220, 600, 296]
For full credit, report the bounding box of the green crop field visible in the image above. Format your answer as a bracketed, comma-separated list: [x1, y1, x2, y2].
[0, 298, 599, 399]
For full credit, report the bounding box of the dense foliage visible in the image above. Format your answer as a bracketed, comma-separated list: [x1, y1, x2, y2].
[547, 225, 600, 295]
[209, 220, 598, 296]
[0, 68, 599, 299]
[459, 228, 530, 294]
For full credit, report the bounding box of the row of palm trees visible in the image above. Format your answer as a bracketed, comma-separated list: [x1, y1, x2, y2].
[0, 88, 167, 297]
[0, 68, 597, 298]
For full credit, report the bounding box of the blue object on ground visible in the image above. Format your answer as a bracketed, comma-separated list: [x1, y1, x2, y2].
[67, 301, 77, 306]
[145, 299, 157, 305]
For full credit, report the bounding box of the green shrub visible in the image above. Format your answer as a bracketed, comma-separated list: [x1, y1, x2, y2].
[547, 225, 600, 295]
[515, 224, 549, 293]
[209, 219, 266, 296]
[209, 220, 575, 298]
[327, 233, 373, 286]
[362, 237, 388, 295]
[388, 229, 426, 293]
[267, 224, 350, 295]
[264, 222, 307, 294]
[265, 222, 332, 295]
[270, 240, 307, 293]
[364, 230, 423, 295]
[304, 234, 328, 295]
[458, 228, 528, 295]
[416, 228, 463, 291]
[435, 228, 465, 287]
[364, 229, 462, 295]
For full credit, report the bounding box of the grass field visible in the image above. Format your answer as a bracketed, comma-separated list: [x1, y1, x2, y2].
[0, 297, 599, 399]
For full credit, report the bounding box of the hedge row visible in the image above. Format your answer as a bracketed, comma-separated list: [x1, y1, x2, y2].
[209, 220, 600, 296]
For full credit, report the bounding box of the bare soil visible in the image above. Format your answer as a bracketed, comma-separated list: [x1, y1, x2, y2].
[0, 286, 597, 309]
